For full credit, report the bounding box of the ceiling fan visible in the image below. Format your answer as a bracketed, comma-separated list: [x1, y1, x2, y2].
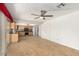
[31, 10, 53, 20]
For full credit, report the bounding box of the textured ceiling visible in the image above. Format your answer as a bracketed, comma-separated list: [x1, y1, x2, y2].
[5, 3, 79, 25]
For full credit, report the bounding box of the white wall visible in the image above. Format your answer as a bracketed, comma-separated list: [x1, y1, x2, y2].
[0, 11, 9, 55]
[39, 11, 79, 50]
[0, 12, 2, 55]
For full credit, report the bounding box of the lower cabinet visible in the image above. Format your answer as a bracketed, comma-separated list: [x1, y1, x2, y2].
[10, 33, 19, 43]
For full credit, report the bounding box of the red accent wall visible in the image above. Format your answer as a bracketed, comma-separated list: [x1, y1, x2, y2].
[0, 3, 13, 22]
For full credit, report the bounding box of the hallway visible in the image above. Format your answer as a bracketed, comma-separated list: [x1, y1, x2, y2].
[7, 36, 79, 56]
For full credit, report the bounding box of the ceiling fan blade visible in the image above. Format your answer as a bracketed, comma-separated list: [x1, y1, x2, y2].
[44, 15, 53, 17]
[31, 13, 40, 16]
[34, 16, 40, 19]
[41, 10, 47, 16]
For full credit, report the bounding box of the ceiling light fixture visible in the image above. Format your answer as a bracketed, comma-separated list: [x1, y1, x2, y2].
[57, 3, 65, 8]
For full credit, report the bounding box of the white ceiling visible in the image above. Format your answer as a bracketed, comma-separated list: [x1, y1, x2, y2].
[5, 3, 79, 25]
